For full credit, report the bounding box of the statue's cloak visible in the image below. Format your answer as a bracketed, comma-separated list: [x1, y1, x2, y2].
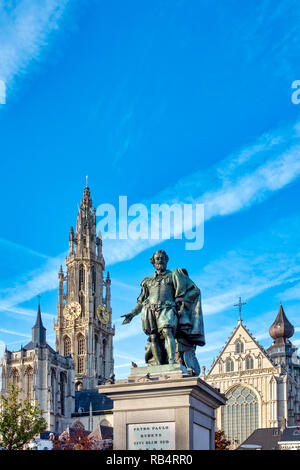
[172, 268, 205, 347]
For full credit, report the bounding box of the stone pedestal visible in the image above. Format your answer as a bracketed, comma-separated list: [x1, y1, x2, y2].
[98, 364, 226, 450]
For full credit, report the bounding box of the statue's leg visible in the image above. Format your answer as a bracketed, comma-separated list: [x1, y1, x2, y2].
[161, 327, 176, 364]
[150, 333, 163, 365]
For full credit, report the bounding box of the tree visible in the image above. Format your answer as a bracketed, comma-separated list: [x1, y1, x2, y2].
[53, 426, 97, 450]
[215, 430, 231, 450]
[0, 384, 47, 450]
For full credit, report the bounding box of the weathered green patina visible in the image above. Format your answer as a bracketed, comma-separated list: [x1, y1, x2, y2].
[122, 250, 205, 375]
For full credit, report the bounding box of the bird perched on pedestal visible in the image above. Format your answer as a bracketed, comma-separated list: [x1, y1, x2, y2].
[131, 361, 138, 368]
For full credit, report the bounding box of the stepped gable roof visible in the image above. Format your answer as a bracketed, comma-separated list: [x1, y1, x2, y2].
[269, 303, 294, 343]
[75, 389, 113, 413]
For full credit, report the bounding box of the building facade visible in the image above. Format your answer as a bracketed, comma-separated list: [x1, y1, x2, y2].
[203, 304, 300, 449]
[0, 184, 115, 433]
[1, 301, 74, 432]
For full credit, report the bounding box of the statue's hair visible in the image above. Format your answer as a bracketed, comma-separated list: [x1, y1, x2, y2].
[150, 249, 169, 266]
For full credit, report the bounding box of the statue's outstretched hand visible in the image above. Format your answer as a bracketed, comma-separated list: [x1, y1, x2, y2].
[121, 313, 133, 324]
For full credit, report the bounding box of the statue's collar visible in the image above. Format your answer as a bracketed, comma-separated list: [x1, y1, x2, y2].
[153, 269, 171, 278]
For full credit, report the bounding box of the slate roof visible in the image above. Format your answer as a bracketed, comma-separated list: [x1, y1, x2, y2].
[22, 341, 56, 353]
[237, 426, 300, 450]
[281, 427, 300, 442]
[88, 424, 113, 441]
[75, 389, 113, 413]
[237, 428, 280, 450]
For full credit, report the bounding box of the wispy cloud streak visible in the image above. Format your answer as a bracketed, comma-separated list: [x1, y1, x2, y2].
[103, 121, 300, 265]
[0, 0, 71, 92]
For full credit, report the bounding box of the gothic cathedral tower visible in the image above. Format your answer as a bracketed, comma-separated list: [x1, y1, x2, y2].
[54, 184, 114, 391]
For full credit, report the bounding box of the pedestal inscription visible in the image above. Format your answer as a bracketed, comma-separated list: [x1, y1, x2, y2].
[98, 366, 227, 450]
[127, 422, 175, 450]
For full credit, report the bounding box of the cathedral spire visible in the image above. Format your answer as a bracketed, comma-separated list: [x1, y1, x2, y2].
[55, 183, 114, 390]
[32, 297, 46, 346]
[74, 184, 96, 258]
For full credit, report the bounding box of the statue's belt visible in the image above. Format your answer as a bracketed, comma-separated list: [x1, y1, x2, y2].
[144, 301, 176, 311]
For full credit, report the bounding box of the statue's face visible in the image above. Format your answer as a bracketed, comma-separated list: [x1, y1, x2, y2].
[153, 252, 167, 273]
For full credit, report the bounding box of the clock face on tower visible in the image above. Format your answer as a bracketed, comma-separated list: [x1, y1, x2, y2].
[96, 304, 109, 324]
[64, 301, 81, 321]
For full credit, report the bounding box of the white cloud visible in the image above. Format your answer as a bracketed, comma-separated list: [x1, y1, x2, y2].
[278, 281, 300, 302]
[0, 305, 56, 320]
[103, 121, 300, 266]
[0, 252, 66, 310]
[2, 121, 300, 331]
[0, 0, 70, 92]
[0, 340, 5, 359]
[0, 328, 30, 338]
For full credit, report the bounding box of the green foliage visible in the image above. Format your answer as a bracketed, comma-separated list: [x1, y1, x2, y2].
[0, 384, 47, 450]
[215, 430, 231, 450]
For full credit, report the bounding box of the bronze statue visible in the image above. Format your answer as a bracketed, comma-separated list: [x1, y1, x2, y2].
[122, 250, 205, 375]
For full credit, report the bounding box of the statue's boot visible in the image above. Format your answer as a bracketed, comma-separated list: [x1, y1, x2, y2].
[150, 334, 163, 365]
[162, 328, 177, 364]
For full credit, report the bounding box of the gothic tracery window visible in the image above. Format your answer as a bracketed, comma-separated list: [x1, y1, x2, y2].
[64, 336, 71, 356]
[25, 367, 33, 399]
[60, 373, 66, 416]
[245, 355, 254, 370]
[103, 339, 106, 378]
[77, 334, 85, 375]
[223, 385, 259, 446]
[235, 340, 244, 354]
[51, 369, 56, 412]
[10, 368, 19, 388]
[226, 358, 234, 372]
[79, 293, 85, 317]
[92, 266, 96, 293]
[79, 265, 85, 290]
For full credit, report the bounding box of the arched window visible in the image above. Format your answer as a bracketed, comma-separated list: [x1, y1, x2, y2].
[225, 358, 234, 372]
[257, 355, 262, 369]
[51, 370, 56, 412]
[91, 266, 96, 293]
[64, 336, 71, 356]
[10, 368, 19, 388]
[235, 340, 244, 354]
[95, 335, 98, 374]
[223, 385, 259, 446]
[60, 373, 66, 416]
[77, 335, 85, 375]
[79, 265, 85, 290]
[25, 367, 33, 399]
[100, 419, 110, 427]
[245, 356, 254, 370]
[79, 293, 85, 317]
[75, 381, 83, 392]
[103, 339, 106, 378]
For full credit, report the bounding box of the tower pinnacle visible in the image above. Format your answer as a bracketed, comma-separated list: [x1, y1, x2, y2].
[32, 296, 46, 346]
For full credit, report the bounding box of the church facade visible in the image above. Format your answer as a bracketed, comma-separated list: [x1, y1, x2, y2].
[203, 304, 300, 449]
[0, 185, 114, 433]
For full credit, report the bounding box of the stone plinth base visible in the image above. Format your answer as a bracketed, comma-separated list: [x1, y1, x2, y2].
[98, 365, 226, 450]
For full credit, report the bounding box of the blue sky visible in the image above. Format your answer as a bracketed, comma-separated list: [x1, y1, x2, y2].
[1, 0, 300, 378]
